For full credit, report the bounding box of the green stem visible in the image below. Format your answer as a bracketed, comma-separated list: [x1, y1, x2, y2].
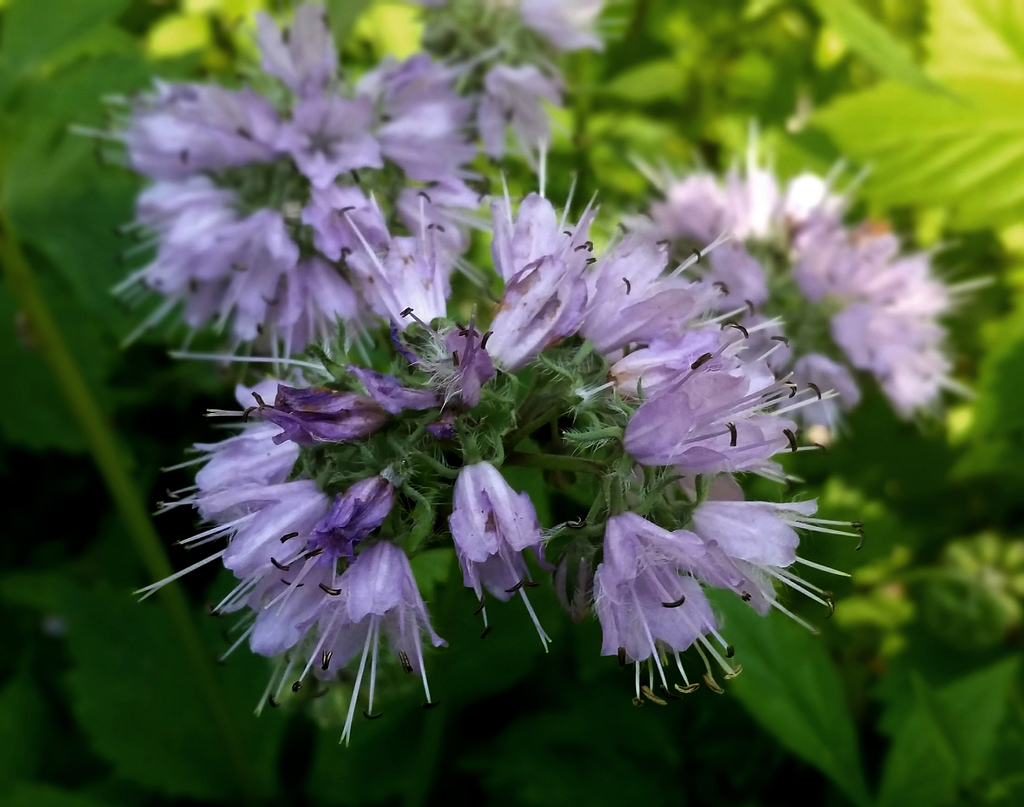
[505, 451, 602, 475]
[0, 213, 257, 798]
[505, 401, 564, 449]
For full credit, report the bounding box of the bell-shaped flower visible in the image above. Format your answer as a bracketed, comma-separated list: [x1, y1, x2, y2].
[307, 476, 397, 563]
[520, 0, 605, 52]
[478, 64, 562, 161]
[348, 235, 451, 327]
[490, 192, 594, 282]
[448, 461, 550, 647]
[302, 185, 388, 261]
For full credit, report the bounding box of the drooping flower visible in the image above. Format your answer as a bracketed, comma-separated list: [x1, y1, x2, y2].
[449, 461, 550, 646]
[519, 0, 606, 52]
[478, 64, 562, 161]
[594, 512, 737, 698]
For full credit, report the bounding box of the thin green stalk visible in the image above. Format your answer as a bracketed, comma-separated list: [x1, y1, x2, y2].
[0, 213, 257, 799]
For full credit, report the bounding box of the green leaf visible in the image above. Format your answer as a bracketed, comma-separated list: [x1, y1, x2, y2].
[61, 583, 286, 801]
[0, 782, 114, 807]
[326, 0, 375, 49]
[877, 658, 1020, 807]
[927, 0, 1024, 81]
[0, 0, 133, 77]
[813, 78, 1024, 228]
[811, 0, 941, 93]
[712, 593, 870, 806]
[602, 59, 685, 103]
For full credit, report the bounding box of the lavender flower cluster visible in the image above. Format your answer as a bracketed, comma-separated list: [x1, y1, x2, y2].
[147, 188, 862, 741]
[646, 148, 957, 425]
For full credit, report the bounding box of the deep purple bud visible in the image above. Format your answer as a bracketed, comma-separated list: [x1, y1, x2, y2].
[307, 476, 397, 563]
[444, 326, 496, 407]
[426, 411, 457, 439]
[260, 384, 387, 445]
[347, 366, 440, 414]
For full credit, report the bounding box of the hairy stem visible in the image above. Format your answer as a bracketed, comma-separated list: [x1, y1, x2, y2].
[505, 451, 603, 475]
[0, 213, 257, 798]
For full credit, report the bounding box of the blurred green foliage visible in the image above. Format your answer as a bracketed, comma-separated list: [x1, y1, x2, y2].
[2, 0, 1024, 805]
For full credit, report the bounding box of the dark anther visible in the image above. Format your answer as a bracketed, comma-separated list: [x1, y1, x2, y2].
[725, 644, 735, 659]
[691, 248, 703, 262]
[363, 710, 383, 720]
[416, 190, 433, 203]
[322, 650, 333, 670]
[268, 695, 280, 708]
[713, 281, 730, 294]
[280, 578, 292, 585]
[745, 299, 756, 315]
[251, 391, 267, 409]
[292, 680, 302, 693]
[319, 583, 342, 596]
[452, 350, 460, 367]
[727, 422, 738, 447]
[400, 307, 414, 317]
[341, 247, 352, 259]
[427, 223, 446, 232]
[280, 532, 299, 543]
[480, 625, 492, 639]
[586, 257, 597, 265]
[522, 580, 539, 588]
[703, 673, 725, 694]
[422, 700, 441, 709]
[783, 429, 798, 452]
[399, 651, 414, 674]
[724, 665, 743, 680]
[617, 647, 627, 668]
[656, 239, 671, 246]
[270, 557, 291, 572]
[481, 331, 493, 349]
[339, 206, 356, 214]
[856, 532, 865, 550]
[179, 149, 189, 164]
[584, 240, 594, 250]
[675, 683, 700, 694]
[243, 405, 258, 422]
[304, 547, 324, 560]
[785, 381, 798, 398]
[563, 230, 573, 236]
[824, 595, 835, 619]
[741, 591, 751, 602]
[807, 382, 822, 400]
[473, 595, 486, 615]
[236, 127, 253, 140]
[641, 685, 668, 706]
[575, 244, 590, 252]
[662, 596, 686, 608]
[659, 685, 682, 701]
[771, 335, 790, 346]
[351, 170, 361, 184]
[690, 352, 714, 370]
[622, 277, 632, 295]
[723, 321, 749, 337]
[632, 697, 644, 707]
[231, 262, 247, 272]
[505, 580, 526, 594]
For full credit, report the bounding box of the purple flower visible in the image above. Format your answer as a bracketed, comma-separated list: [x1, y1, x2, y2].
[257, 384, 387, 445]
[650, 174, 729, 244]
[478, 64, 562, 161]
[442, 324, 496, 407]
[360, 55, 475, 182]
[347, 366, 441, 414]
[490, 192, 595, 282]
[277, 95, 382, 189]
[307, 476, 397, 563]
[623, 356, 800, 474]
[594, 512, 735, 692]
[790, 353, 861, 428]
[271, 256, 365, 356]
[448, 461, 550, 646]
[256, 3, 336, 97]
[520, 0, 605, 52]
[302, 185, 389, 261]
[487, 255, 588, 371]
[348, 235, 451, 327]
[396, 180, 479, 260]
[705, 243, 768, 312]
[314, 541, 446, 742]
[125, 83, 279, 180]
[580, 236, 716, 354]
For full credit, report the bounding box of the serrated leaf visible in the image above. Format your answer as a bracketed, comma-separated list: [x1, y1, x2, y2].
[61, 583, 286, 801]
[813, 78, 1024, 228]
[712, 593, 870, 806]
[811, 0, 941, 93]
